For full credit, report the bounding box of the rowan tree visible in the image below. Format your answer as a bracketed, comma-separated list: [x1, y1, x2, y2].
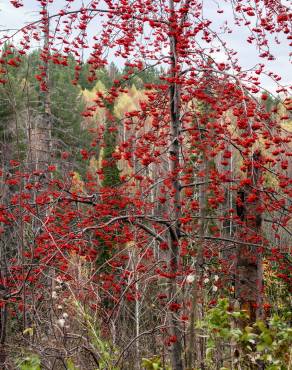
[0, 0, 291, 369]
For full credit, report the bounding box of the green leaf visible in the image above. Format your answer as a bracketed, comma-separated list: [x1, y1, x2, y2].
[17, 354, 41, 370]
[66, 359, 78, 370]
[262, 333, 273, 346]
[23, 327, 34, 337]
[257, 343, 266, 352]
[257, 321, 267, 332]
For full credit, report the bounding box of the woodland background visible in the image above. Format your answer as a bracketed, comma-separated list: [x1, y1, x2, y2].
[0, 1, 291, 369]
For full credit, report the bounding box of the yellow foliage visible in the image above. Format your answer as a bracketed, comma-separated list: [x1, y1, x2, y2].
[71, 172, 84, 194]
[98, 146, 104, 169]
[129, 84, 138, 97]
[83, 88, 95, 101]
[94, 80, 106, 93]
[89, 157, 99, 174]
[114, 93, 137, 119]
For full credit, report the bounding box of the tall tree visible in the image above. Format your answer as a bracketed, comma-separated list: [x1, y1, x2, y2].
[0, 0, 291, 368]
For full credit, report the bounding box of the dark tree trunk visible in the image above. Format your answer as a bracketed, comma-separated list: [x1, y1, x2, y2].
[235, 150, 263, 322]
[167, 1, 184, 368]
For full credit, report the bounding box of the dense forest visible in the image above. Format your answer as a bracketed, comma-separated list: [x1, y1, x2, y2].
[0, 0, 291, 369]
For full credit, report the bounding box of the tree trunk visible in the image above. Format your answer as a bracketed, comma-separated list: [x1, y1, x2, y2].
[0, 294, 7, 369]
[29, 6, 52, 172]
[235, 150, 263, 322]
[187, 150, 210, 370]
[167, 1, 183, 368]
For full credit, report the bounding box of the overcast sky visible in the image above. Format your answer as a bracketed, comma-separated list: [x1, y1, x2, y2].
[0, 0, 290, 94]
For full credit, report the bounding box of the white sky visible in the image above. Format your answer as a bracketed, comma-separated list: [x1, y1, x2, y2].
[0, 0, 291, 94]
